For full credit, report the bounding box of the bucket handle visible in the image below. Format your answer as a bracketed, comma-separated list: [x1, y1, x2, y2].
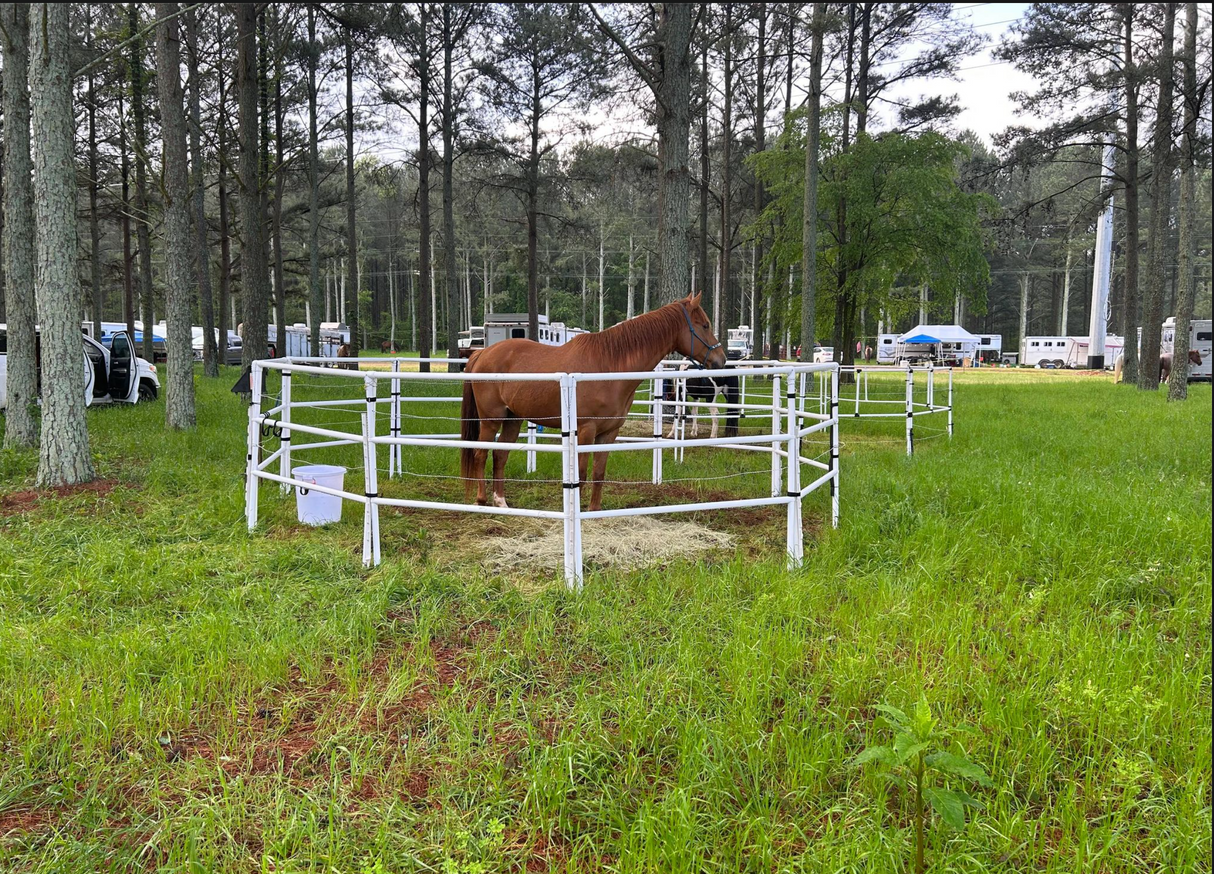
[298, 476, 316, 496]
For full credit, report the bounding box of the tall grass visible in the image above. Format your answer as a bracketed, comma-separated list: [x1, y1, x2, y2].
[0, 369, 1209, 872]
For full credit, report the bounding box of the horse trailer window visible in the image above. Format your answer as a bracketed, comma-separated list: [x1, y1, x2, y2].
[981, 337, 991, 345]
[882, 338, 892, 345]
[1198, 331, 1212, 342]
[511, 328, 525, 339]
[1031, 341, 1039, 347]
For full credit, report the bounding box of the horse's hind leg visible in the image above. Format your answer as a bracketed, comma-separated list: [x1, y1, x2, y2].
[474, 419, 502, 505]
[587, 426, 621, 512]
[491, 418, 523, 508]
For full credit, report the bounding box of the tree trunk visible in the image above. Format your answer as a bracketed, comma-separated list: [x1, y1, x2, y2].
[598, 224, 606, 331]
[155, 1, 197, 429]
[1119, 4, 1141, 385]
[526, 68, 541, 340]
[307, 5, 322, 355]
[1137, 2, 1175, 390]
[1, 1, 37, 449]
[442, 6, 461, 361]
[721, 3, 734, 325]
[799, 3, 824, 361]
[1168, 1, 1198, 400]
[186, 5, 218, 376]
[1059, 239, 1072, 336]
[130, 2, 156, 362]
[237, 2, 268, 365]
[416, 6, 432, 371]
[217, 17, 231, 365]
[120, 86, 136, 341]
[699, 25, 709, 304]
[627, 235, 636, 319]
[344, 25, 360, 357]
[654, 2, 692, 305]
[272, 7, 285, 357]
[753, 2, 767, 348]
[87, 6, 102, 340]
[31, 2, 94, 485]
[644, 251, 651, 312]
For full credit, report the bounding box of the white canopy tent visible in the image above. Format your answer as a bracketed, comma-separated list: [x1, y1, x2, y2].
[894, 324, 980, 364]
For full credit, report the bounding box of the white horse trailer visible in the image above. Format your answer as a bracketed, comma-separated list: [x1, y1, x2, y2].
[1162, 317, 1213, 380]
[1021, 335, 1124, 368]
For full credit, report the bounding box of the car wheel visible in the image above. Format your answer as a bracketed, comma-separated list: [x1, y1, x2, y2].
[138, 380, 158, 402]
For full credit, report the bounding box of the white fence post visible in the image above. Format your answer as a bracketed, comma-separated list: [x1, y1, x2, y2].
[905, 366, 914, 457]
[770, 374, 783, 497]
[561, 373, 584, 590]
[245, 363, 262, 531]
[947, 368, 954, 438]
[278, 367, 293, 492]
[652, 376, 664, 485]
[830, 365, 840, 529]
[526, 422, 537, 474]
[785, 371, 803, 568]
[390, 360, 401, 477]
[927, 360, 935, 410]
[360, 411, 373, 567]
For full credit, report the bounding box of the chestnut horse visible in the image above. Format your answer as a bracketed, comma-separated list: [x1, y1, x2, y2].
[1160, 349, 1203, 384]
[459, 293, 726, 510]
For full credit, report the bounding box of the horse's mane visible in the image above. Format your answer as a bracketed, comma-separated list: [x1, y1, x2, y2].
[582, 301, 683, 361]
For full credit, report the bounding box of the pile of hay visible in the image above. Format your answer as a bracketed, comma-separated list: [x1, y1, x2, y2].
[480, 516, 734, 575]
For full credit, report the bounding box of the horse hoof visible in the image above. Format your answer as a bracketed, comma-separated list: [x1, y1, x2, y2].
[493, 495, 509, 508]
[476, 497, 488, 506]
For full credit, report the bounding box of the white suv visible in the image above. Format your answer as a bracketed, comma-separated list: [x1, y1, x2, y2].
[0, 326, 159, 410]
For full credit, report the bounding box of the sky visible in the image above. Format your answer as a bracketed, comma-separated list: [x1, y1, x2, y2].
[895, 2, 1037, 146]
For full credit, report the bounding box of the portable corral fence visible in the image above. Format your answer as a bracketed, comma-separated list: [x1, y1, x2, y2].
[243, 357, 841, 589]
[807, 363, 952, 456]
[664, 360, 953, 456]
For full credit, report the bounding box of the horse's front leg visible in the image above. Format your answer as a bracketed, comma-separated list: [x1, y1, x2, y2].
[709, 403, 719, 439]
[587, 427, 621, 512]
[491, 418, 523, 508]
[473, 421, 501, 505]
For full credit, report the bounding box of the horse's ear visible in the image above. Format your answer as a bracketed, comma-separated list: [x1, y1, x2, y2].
[689, 291, 702, 307]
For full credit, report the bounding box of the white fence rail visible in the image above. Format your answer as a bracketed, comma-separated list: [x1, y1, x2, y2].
[244, 357, 841, 590]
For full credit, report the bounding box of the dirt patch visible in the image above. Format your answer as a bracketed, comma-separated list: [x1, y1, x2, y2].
[0, 805, 58, 836]
[481, 516, 735, 577]
[0, 478, 120, 518]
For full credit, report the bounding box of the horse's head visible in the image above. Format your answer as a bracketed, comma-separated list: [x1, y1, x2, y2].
[676, 292, 727, 369]
[1190, 349, 1203, 366]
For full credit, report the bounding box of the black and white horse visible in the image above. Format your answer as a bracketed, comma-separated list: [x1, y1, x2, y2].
[663, 371, 740, 439]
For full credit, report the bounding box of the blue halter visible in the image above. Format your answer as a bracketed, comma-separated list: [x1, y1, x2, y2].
[682, 304, 722, 369]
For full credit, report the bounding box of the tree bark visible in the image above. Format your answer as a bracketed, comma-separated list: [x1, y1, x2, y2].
[1137, 2, 1175, 390]
[272, 7, 285, 357]
[1168, 1, 1198, 400]
[526, 62, 541, 340]
[31, 2, 94, 485]
[344, 24, 359, 356]
[186, 5, 218, 376]
[237, 2, 268, 366]
[442, 6, 460, 360]
[699, 22, 709, 305]
[799, 3, 824, 362]
[130, 2, 156, 362]
[307, 4, 322, 354]
[654, 3, 693, 304]
[720, 3, 734, 326]
[119, 85, 136, 341]
[753, 2, 768, 349]
[1, 1, 38, 449]
[217, 16, 231, 365]
[1118, 4, 1141, 385]
[155, 1, 196, 429]
[416, 5, 432, 371]
[87, 6, 103, 340]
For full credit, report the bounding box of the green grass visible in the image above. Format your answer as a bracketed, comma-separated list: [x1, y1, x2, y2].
[0, 369, 1210, 873]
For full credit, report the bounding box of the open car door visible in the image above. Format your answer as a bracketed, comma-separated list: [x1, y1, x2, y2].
[82, 345, 95, 407]
[108, 331, 139, 403]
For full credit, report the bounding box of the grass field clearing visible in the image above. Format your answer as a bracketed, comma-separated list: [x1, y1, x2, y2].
[0, 368, 1209, 872]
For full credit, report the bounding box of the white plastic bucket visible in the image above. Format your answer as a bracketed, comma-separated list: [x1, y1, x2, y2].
[293, 464, 347, 525]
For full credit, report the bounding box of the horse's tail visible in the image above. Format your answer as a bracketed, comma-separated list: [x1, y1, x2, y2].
[724, 375, 740, 437]
[460, 379, 479, 499]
